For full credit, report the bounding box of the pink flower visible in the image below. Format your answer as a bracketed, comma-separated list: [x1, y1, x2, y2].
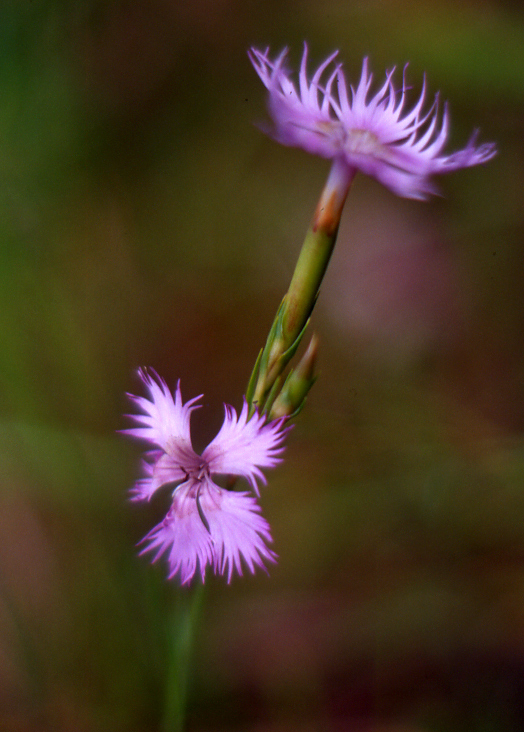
[249, 44, 496, 200]
[124, 369, 289, 585]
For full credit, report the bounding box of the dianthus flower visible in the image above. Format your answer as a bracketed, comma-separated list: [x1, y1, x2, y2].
[124, 369, 289, 585]
[249, 44, 496, 199]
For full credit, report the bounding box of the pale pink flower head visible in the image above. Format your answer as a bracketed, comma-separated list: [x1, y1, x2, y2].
[124, 369, 289, 585]
[249, 44, 496, 200]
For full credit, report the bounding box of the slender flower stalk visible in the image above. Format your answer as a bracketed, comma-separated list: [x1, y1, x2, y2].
[280, 157, 353, 338]
[125, 369, 289, 585]
[247, 163, 351, 415]
[246, 132, 354, 417]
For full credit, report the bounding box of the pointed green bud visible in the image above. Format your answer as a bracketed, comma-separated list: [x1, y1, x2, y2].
[270, 334, 319, 420]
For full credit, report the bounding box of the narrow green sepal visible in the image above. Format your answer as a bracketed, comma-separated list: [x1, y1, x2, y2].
[263, 297, 288, 372]
[245, 347, 263, 406]
[266, 315, 311, 386]
[250, 300, 309, 411]
[261, 373, 283, 417]
[250, 298, 287, 406]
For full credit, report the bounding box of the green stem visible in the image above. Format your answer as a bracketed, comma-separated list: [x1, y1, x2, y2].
[248, 158, 354, 413]
[162, 582, 205, 732]
[278, 225, 335, 347]
[282, 157, 355, 343]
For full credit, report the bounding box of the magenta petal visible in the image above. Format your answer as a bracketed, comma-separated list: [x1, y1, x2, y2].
[202, 480, 277, 583]
[139, 480, 215, 585]
[203, 401, 289, 493]
[129, 453, 187, 502]
[138, 479, 276, 585]
[125, 368, 202, 456]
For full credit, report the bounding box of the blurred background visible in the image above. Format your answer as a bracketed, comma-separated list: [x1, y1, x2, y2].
[1, 0, 523, 730]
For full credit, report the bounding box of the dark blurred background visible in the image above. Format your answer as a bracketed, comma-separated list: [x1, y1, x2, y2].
[0, 0, 523, 730]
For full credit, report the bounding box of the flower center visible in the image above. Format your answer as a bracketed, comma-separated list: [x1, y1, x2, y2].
[195, 463, 209, 481]
[345, 129, 381, 156]
[181, 460, 210, 485]
[181, 462, 216, 534]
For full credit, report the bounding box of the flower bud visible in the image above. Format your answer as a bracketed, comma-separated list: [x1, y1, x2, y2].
[270, 334, 319, 419]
